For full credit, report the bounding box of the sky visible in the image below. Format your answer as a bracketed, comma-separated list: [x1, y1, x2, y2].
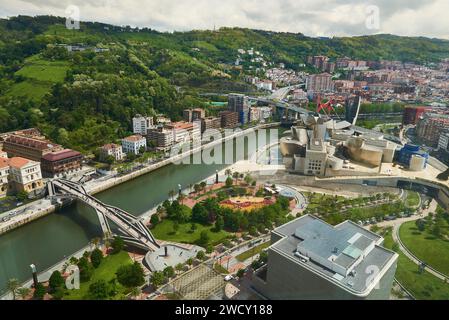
[1, 0, 448, 39]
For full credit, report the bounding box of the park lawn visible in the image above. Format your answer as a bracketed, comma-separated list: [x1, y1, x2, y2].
[152, 219, 231, 246]
[236, 242, 270, 262]
[399, 221, 449, 276]
[381, 228, 449, 300]
[64, 251, 133, 300]
[405, 192, 420, 208]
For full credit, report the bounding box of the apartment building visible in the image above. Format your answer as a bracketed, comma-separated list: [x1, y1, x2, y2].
[8, 157, 44, 195]
[219, 111, 239, 129]
[201, 117, 221, 133]
[0, 158, 9, 198]
[306, 73, 334, 93]
[416, 113, 449, 147]
[3, 134, 63, 162]
[147, 127, 174, 149]
[133, 114, 154, 135]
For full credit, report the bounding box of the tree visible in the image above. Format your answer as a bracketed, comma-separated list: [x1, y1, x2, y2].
[197, 230, 210, 246]
[200, 182, 207, 193]
[244, 174, 253, 185]
[192, 204, 209, 225]
[225, 169, 232, 177]
[168, 190, 176, 201]
[116, 262, 145, 288]
[214, 216, 224, 232]
[150, 271, 166, 289]
[237, 269, 245, 278]
[196, 251, 206, 261]
[187, 258, 194, 266]
[163, 266, 175, 279]
[17, 287, 31, 300]
[33, 283, 46, 300]
[190, 223, 198, 233]
[130, 286, 142, 300]
[175, 263, 184, 273]
[225, 177, 234, 188]
[206, 245, 214, 254]
[111, 236, 125, 254]
[432, 225, 442, 238]
[91, 248, 104, 269]
[88, 280, 109, 300]
[150, 214, 160, 227]
[7, 278, 19, 300]
[77, 256, 93, 282]
[48, 271, 64, 291]
[16, 191, 28, 202]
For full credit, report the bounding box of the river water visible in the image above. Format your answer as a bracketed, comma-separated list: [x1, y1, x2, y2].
[0, 128, 282, 294]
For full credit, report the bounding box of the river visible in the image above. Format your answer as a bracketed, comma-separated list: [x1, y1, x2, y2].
[0, 128, 283, 294]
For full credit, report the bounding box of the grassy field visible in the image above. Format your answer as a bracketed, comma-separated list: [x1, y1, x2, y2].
[399, 221, 449, 276]
[64, 251, 133, 300]
[7, 55, 70, 100]
[381, 228, 449, 300]
[236, 242, 270, 262]
[151, 219, 231, 246]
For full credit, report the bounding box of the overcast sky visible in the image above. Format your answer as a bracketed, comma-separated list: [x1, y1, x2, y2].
[1, 0, 448, 39]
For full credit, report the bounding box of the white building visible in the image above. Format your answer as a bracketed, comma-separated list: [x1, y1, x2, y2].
[167, 121, 201, 144]
[8, 157, 44, 194]
[256, 80, 273, 91]
[100, 144, 125, 162]
[122, 135, 147, 155]
[0, 158, 9, 197]
[133, 114, 154, 135]
[0, 151, 7, 158]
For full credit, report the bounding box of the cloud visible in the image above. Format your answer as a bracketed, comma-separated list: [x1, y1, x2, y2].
[0, 0, 448, 39]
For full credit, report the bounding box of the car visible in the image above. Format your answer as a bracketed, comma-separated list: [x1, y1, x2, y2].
[224, 275, 234, 282]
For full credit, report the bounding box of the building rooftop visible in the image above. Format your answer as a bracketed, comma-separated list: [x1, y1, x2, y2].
[123, 135, 145, 142]
[271, 215, 397, 295]
[5, 134, 61, 151]
[0, 158, 9, 169]
[42, 149, 82, 162]
[101, 143, 121, 150]
[8, 157, 35, 169]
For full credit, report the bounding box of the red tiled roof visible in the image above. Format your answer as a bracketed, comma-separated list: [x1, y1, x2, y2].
[123, 135, 145, 142]
[8, 157, 32, 169]
[0, 158, 8, 169]
[5, 135, 61, 151]
[101, 144, 121, 150]
[42, 149, 82, 162]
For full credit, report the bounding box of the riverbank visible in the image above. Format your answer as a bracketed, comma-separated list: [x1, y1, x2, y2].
[0, 123, 280, 236]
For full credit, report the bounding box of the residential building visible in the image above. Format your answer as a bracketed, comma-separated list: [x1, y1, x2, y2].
[306, 73, 334, 93]
[99, 144, 125, 162]
[0, 158, 9, 198]
[41, 149, 83, 178]
[147, 127, 174, 149]
[3, 134, 63, 162]
[184, 108, 206, 123]
[133, 114, 154, 135]
[201, 117, 221, 133]
[219, 111, 239, 129]
[416, 113, 449, 147]
[0, 150, 7, 158]
[228, 94, 250, 124]
[183, 109, 193, 123]
[402, 106, 431, 125]
[122, 135, 147, 155]
[156, 115, 172, 125]
[252, 215, 398, 300]
[438, 132, 449, 152]
[8, 157, 44, 195]
[166, 121, 201, 144]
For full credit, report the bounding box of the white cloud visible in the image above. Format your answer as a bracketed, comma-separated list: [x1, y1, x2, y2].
[0, 0, 447, 39]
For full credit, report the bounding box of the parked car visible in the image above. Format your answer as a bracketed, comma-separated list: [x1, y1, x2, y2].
[224, 275, 234, 282]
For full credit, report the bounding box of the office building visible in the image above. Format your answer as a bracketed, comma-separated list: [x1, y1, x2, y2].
[41, 149, 83, 178]
[122, 135, 147, 155]
[252, 215, 398, 300]
[133, 114, 154, 135]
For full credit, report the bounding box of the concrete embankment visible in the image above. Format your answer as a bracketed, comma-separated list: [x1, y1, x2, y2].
[0, 123, 279, 235]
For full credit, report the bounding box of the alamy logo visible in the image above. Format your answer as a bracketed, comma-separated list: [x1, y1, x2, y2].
[65, 5, 80, 30]
[65, 265, 80, 290]
[365, 265, 381, 290]
[365, 5, 380, 30]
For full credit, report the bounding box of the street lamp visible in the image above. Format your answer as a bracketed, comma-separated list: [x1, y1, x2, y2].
[30, 264, 38, 288]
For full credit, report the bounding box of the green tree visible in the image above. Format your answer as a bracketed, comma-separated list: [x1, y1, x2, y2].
[214, 216, 224, 232]
[150, 214, 160, 227]
[190, 223, 198, 233]
[7, 278, 20, 300]
[116, 262, 145, 288]
[33, 283, 46, 300]
[197, 230, 210, 246]
[90, 248, 104, 269]
[237, 269, 245, 278]
[16, 191, 29, 202]
[192, 204, 209, 225]
[163, 266, 175, 279]
[111, 236, 125, 254]
[196, 251, 206, 261]
[77, 256, 93, 282]
[48, 270, 64, 291]
[225, 177, 234, 188]
[150, 271, 166, 289]
[88, 280, 109, 300]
